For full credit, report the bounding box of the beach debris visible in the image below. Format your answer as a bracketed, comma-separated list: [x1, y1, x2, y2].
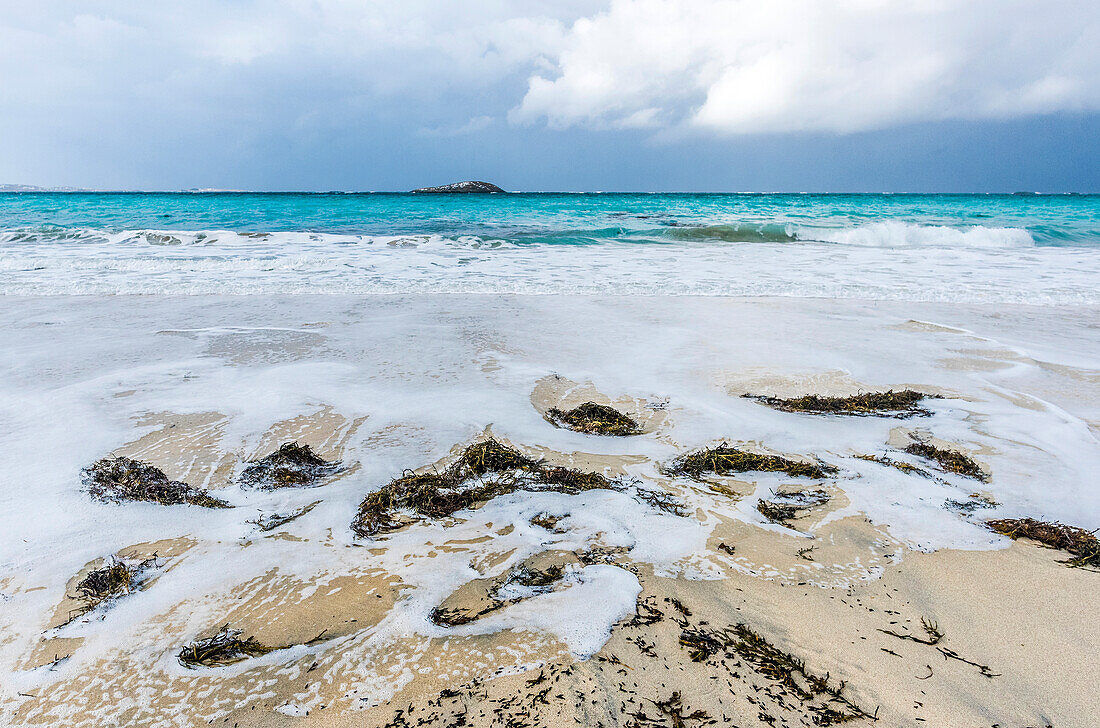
[76, 559, 147, 603]
[538, 466, 610, 491]
[370, 586, 885, 727]
[82, 456, 230, 508]
[457, 438, 542, 476]
[178, 626, 273, 668]
[72, 555, 157, 613]
[530, 512, 566, 532]
[879, 618, 998, 678]
[747, 389, 935, 417]
[629, 691, 709, 727]
[249, 501, 321, 532]
[577, 544, 631, 565]
[707, 481, 742, 499]
[679, 622, 873, 723]
[944, 493, 998, 513]
[854, 453, 933, 478]
[757, 500, 801, 525]
[238, 442, 342, 489]
[546, 401, 641, 436]
[625, 597, 665, 627]
[878, 617, 943, 646]
[633, 487, 689, 517]
[430, 560, 571, 627]
[757, 490, 831, 526]
[987, 518, 1100, 569]
[904, 442, 988, 481]
[351, 438, 612, 537]
[668, 444, 836, 480]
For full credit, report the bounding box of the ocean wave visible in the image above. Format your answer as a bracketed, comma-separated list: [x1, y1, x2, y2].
[2, 219, 1091, 302]
[666, 223, 798, 243]
[663, 221, 1034, 248]
[0, 221, 1043, 250]
[795, 221, 1034, 248]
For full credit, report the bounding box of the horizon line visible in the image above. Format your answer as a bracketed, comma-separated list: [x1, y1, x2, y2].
[2, 188, 1098, 196]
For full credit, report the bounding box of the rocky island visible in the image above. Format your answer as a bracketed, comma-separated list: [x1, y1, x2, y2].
[410, 180, 505, 193]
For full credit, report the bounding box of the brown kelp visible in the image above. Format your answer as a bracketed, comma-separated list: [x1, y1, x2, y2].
[351, 438, 612, 537]
[904, 442, 988, 481]
[756, 500, 801, 525]
[82, 456, 229, 507]
[757, 490, 830, 525]
[430, 561, 569, 627]
[74, 556, 156, 608]
[238, 441, 342, 489]
[988, 518, 1100, 569]
[546, 402, 641, 436]
[669, 444, 836, 480]
[748, 389, 934, 417]
[177, 627, 274, 668]
[455, 438, 542, 476]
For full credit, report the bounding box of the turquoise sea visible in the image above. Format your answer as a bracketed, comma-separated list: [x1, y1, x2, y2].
[2, 192, 1098, 242]
[1, 192, 1098, 300]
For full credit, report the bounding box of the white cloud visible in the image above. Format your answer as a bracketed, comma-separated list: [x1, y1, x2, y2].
[513, 0, 1100, 134]
[0, 0, 1096, 181]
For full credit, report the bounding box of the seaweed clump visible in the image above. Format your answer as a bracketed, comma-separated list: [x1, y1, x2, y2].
[988, 518, 1100, 569]
[669, 444, 836, 481]
[74, 556, 156, 607]
[430, 562, 569, 627]
[629, 691, 709, 727]
[750, 389, 933, 417]
[634, 488, 689, 517]
[756, 490, 830, 526]
[546, 402, 640, 436]
[904, 442, 988, 481]
[756, 500, 801, 525]
[944, 493, 998, 513]
[178, 627, 273, 668]
[82, 456, 229, 508]
[351, 439, 611, 537]
[238, 442, 342, 489]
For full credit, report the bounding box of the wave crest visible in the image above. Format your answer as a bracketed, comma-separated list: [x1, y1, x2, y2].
[797, 221, 1034, 248]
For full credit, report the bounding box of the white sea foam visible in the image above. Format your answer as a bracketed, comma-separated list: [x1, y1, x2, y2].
[0, 225, 1096, 303]
[796, 221, 1035, 248]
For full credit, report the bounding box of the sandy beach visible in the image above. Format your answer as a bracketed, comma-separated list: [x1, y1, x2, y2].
[0, 294, 1096, 727]
[5, 0, 1100, 723]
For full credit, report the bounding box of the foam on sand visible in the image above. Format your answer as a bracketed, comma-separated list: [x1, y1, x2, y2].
[0, 294, 1098, 726]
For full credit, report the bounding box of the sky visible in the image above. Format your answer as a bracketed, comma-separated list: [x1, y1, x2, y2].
[1, 0, 1098, 192]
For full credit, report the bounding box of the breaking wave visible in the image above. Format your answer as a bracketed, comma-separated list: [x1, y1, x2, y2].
[667, 221, 1034, 248]
[796, 221, 1035, 248]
